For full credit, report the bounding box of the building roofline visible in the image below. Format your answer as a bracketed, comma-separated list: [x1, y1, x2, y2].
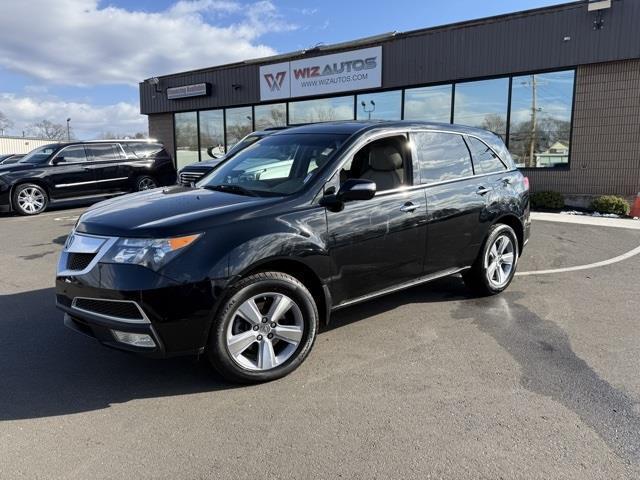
[0, 135, 54, 141]
[143, 0, 586, 82]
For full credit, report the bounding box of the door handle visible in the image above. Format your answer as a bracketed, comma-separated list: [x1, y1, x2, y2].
[400, 202, 418, 213]
[476, 186, 493, 195]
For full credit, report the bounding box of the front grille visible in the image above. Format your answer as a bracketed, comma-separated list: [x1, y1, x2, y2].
[179, 171, 205, 185]
[67, 253, 96, 271]
[73, 298, 145, 321]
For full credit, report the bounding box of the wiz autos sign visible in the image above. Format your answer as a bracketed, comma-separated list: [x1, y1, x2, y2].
[259, 47, 382, 101]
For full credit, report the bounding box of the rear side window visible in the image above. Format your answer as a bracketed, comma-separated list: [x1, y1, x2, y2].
[466, 137, 506, 174]
[412, 132, 473, 184]
[123, 143, 165, 158]
[86, 143, 122, 161]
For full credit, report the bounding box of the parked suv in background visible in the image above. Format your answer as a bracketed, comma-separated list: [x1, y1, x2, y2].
[0, 140, 176, 215]
[56, 121, 530, 383]
[178, 128, 286, 185]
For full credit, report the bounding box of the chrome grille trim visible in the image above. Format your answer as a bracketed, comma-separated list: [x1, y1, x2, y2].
[71, 297, 151, 324]
[179, 171, 205, 185]
[57, 232, 118, 276]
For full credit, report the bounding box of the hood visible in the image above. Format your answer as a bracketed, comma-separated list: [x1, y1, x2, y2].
[180, 157, 224, 172]
[0, 163, 36, 174]
[76, 185, 277, 238]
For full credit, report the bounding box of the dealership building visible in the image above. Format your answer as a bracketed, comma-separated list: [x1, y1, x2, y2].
[139, 0, 640, 203]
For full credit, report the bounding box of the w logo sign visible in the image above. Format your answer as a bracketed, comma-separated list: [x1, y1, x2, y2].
[264, 71, 287, 92]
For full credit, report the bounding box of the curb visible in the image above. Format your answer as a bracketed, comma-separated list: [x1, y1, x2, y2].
[531, 211, 640, 230]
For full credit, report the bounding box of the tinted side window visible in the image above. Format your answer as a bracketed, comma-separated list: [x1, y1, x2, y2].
[412, 132, 472, 184]
[86, 144, 121, 161]
[58, 145, 88, 163]
[467, 137, 506, 174]
[127, 143, 165, 158]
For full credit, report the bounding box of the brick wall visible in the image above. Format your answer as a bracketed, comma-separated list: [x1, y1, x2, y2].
[527, 59, 640, 197]
[148, 113, 175, 165]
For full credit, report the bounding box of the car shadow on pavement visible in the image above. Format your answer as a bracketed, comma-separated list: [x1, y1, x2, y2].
[0, 278, 475, 421]
[0, 287, 239, 421]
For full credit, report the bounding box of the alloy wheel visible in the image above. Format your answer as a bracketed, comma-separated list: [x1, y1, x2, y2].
[138, 177, 157, 190]
[226, 292, 304, 371]
[485, 234, 515, 288]
[17, 187, 46, 214]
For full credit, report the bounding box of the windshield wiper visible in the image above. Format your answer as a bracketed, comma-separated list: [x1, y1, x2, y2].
[202, 184, 259, 197]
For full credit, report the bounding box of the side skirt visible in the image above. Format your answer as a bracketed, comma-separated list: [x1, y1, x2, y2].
[331, 266, 471, 311]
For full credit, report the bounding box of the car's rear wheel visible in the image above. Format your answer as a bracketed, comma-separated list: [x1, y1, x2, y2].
[12, 183, 48, 216]
[208, 272, 318, 383]
[463, 223, 518, 295]
[135, 175, 157, 191]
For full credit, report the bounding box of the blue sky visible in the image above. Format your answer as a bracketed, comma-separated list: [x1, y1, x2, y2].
[0, 0, 565, 138]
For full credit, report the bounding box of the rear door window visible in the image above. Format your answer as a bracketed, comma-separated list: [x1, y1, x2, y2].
[86, 143, 122, 162]
[466, 136, 507, 174]
[412, 131, 473, 184]
[123, 143, 165, 158]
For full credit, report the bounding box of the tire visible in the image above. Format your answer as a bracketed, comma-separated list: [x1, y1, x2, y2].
[12, 183, 49, 216]
[135, 175, 158, 191]
[463, 223, 519, 296]
[208, 272, 318, 384]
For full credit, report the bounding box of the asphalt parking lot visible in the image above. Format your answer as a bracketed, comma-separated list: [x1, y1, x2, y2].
[1, 207, 640, 479]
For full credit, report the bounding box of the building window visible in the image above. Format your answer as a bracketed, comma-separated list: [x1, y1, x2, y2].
[225, 106, 253, 150]
[454, 78, 509, 139]
[403, 85, 452, 123]
[199, 110, 224, 161]
[174, 111, 198, 169]
[509, 70, 574, 168]
[254, 103, 286, 130]
[356, 91, 401, 120]
[288, 96, 354, 124]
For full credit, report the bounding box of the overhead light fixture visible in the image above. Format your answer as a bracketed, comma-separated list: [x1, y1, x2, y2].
[588, 0, 611, 12]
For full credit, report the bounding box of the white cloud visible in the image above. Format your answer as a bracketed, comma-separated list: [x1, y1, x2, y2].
[0, 93, 146, 139]
[0, 0, 295, 86]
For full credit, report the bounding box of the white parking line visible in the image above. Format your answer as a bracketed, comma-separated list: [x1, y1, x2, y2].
[517, 244, 640, 276]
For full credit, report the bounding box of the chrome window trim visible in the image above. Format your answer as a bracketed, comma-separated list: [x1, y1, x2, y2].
[463, 134, 508, 174]
[49, 145, 89, 165]
[71, 297, 151, 325]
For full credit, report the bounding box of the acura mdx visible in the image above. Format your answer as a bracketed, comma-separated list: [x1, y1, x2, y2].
[56, 121, 530, 383]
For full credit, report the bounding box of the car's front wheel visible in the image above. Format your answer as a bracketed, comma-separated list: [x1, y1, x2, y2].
[208, 272, 318, 383]
[12, 183, 49, 216]
[463, 223, 518, 295]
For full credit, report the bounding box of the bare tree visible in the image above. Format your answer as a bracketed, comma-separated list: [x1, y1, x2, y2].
[0, 111, 13, 135]
[27, 120, 71, 140]
[480, 114, 506, 137]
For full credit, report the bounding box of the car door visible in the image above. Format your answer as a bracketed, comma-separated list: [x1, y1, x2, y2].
[48, 145, 97, 199]
[411, 131, 488, 274]
[324, 134, 427, 305]
[84, 143, 129, 192]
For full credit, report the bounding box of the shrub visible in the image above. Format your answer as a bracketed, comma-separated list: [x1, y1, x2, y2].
[590, 195, 630, 216]
[530, 191, 564, 210]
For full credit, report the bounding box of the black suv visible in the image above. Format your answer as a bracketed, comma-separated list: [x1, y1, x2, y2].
[56, 121, 530, 383]
[178, 128, 285, 186]
[0, 140, 176, 215]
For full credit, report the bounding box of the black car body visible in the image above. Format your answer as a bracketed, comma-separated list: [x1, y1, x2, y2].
[0, 154, 25, 165]
[56, 121, 530, 383]
[0, 140, 176, 215]
[178, 128, 285, 185]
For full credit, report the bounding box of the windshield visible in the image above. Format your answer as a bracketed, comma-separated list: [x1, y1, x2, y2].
[199, 133, 348, 196]
[225, 134, 263, 158]
[19, 145, 59, 164]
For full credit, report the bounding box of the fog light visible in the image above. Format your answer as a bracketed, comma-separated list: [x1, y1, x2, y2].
[111, 330, 156, 348]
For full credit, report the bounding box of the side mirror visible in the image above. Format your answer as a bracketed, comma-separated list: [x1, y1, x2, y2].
[338, 179, 377, 201]
[320, 179, 376, 211]
[51, 156, 64, 165]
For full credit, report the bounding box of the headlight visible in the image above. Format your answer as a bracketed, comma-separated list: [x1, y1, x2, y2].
[102, 234, 202, 271]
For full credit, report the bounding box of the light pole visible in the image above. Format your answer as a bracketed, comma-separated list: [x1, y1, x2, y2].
[361, 100, 376, 120]
[66, 118, 71, 141]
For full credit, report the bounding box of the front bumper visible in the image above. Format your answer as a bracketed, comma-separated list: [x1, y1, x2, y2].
[55, 232, 223, 357]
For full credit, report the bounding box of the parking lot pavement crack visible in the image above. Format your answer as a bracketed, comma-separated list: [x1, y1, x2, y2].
[454, 293, 640, 465]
